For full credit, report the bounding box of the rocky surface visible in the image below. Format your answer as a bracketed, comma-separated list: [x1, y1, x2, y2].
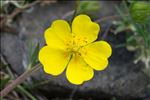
[1, 1, 150, 99]
[1, 33, 24, 74]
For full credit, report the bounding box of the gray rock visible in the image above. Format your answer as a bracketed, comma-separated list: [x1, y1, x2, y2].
[0, 33, 24, 74]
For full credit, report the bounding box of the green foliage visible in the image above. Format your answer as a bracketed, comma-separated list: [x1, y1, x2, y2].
[0, 0, 32, 14]
[28, 43, 40, 69]
[16, 85, 37, 100]
[0, 57, 37, 99]
[77, 1, 100, 16]
[113, 1, 150, 76]
[129, 1, 150, 23]
[0, 73, 10, 90]
[30, 43, 40, 67]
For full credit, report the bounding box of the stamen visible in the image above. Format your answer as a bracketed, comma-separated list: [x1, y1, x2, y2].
[65, 34, 88, 54]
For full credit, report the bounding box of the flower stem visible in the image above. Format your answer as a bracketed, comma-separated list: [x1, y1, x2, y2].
[0, 63, 42, 97]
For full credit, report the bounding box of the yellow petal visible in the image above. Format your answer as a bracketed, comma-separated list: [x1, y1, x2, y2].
[72, 14, 100, 44]
[45, 20, 71, 49]
[66, 54, 94, 85]
[39, 46, 71, 76]
[80, 41, 112, 71]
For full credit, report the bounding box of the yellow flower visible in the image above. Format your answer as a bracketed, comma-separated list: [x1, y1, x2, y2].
[39, 14, 112, 85]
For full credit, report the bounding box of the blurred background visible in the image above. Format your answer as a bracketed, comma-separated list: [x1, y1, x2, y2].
[0, 0, 150, 100]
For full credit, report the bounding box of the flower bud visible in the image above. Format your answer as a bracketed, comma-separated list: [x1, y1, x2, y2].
[129, 2, 150, 23]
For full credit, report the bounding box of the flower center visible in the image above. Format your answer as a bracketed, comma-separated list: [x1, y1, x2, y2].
[65, 34, 87, 54]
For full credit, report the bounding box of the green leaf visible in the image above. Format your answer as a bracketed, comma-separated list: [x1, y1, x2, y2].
[0, 75, 10, 90]
[27, 43, 40, 69]
[129, 1, 150, 23]
[126, 33, 138, 51]
[77, 1, 100, 14]
[16, 85, 37, 100]
[30, 43, 40, 67]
